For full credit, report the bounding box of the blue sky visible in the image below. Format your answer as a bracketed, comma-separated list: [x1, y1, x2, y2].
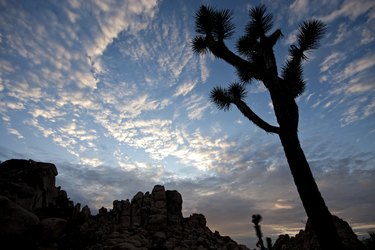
[0, 0, 374, 247]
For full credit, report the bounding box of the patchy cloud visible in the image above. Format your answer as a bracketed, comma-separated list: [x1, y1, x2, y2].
[174, 80, 197, 97]
[0, 1, 374, 248]
[183, 94, 211, 120]
[320, 0, 375, 23]
[320, 52, 346, 73]
[288, 0, 309, 23]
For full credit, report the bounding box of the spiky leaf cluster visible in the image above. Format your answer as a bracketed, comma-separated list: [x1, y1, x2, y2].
[236, 35, 258, 57]
[228, 82, 247, 100]
[282, 20, 326, 97]
[210, 83, 247, 111]
[194, 5, 235, 41]
[192, 36, 208, 54]
[214, 9, 235, 40]
[246, 5, 273, 39]
[236, 5, 278, 81]
[210, 86, 231, 111]
[297, 20, 326, 52]
[236, 35, 262, 64]
[236, 5, 275, 57]
[195, 5, 216, 35]
[282, 60, 306, 97]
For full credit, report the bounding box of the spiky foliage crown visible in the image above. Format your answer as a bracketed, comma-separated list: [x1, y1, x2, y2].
[193, 4, 326, 101]
[192, 5, 235, 55]
[210, 83, 247, 111]
[282, 20, 326, 97]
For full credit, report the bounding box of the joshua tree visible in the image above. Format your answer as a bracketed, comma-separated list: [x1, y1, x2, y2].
[252, 214, 266, 250]
[251, 214, 272, 250]
[192, 5, 342, 249]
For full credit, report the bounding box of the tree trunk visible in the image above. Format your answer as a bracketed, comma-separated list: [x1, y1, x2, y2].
[278, 129, 343, 250]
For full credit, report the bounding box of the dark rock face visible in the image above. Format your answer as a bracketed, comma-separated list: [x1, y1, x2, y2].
[0, 159, 249, 250]
[0, 195, 40, 237]
[0, 159, 58, 211]
[273, 215, 364, 250]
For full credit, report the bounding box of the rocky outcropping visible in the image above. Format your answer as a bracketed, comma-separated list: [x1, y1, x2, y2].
[1, 159, 364, 250]
[109, 185, 183, 231]
[0, 159, 59, 211]
[273, 215, 364, 250]
[0, 159, 249, 250]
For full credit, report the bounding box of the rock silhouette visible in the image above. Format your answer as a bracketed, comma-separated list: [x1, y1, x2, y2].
[0, 159, 249, 250]
[0, 159, 364, 250]
[273, 215, 364, 250]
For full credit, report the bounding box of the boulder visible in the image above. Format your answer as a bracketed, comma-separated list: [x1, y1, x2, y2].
[113, 199, 131, 228]
[0, 159, 58, 211]
[166, 190, 183, 224]
[39, 217, 67, 243]
[0, 195, 40, 236]
[188, 213, 207, 227]
[81, 205, 91, 219]
[0, 195, 40, 249]
[131, 191, 144, 227]
[273, 215, 364, 250]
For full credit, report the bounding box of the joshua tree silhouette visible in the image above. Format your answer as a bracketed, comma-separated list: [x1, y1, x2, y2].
[192, 5, 342, 249]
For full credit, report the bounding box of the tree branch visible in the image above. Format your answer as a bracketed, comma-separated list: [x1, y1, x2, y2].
[234, 99, 280, 134]
[206, 37, 261, 80]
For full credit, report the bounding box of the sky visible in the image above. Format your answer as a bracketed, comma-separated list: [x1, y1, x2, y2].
[0, 0, 374, 247]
